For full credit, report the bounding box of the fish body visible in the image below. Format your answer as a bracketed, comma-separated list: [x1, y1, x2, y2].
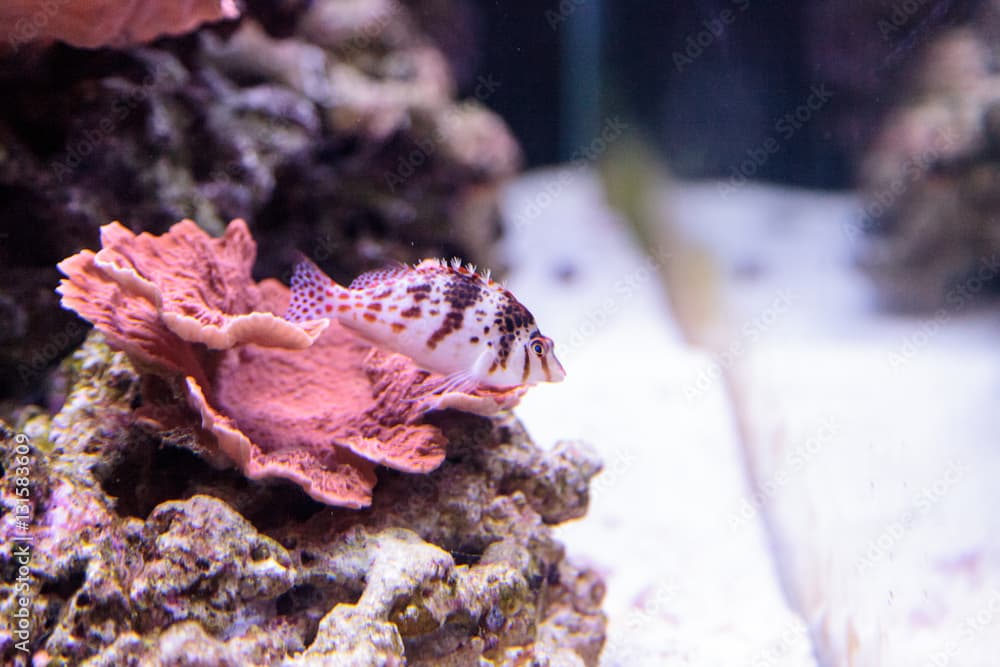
[285, 257, 566, 389]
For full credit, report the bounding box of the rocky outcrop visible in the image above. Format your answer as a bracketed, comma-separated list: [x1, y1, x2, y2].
[0, 334, 605, 665]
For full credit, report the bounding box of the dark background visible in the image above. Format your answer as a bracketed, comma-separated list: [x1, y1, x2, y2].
[1, 0, 990, 404]
[423, 0, 980, 188]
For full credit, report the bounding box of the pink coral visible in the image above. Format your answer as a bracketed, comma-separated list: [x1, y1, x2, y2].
[56, 219, 524, 508]
[92, 220, 328, 351]
[57, 220, 326, 380]
[1, 0, 239, 51]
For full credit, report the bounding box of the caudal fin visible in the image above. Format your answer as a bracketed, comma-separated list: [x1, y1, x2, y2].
[285, 256, 346, 322]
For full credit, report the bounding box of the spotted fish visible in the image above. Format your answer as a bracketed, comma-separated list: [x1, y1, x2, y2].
[284, 257, 566, 390]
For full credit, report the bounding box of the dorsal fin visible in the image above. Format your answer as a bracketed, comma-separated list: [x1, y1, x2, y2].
[415, 257, 499, 287]
[349, 261, 409, 289]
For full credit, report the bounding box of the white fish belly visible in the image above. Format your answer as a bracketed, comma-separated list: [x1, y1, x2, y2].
[337, 307, 487, 377]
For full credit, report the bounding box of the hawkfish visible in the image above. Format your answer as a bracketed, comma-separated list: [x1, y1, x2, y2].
[284, 257, 566, 391]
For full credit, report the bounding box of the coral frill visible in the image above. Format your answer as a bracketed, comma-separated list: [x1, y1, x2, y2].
[56, 219, 524, 507]
[0, 0, 239, 50]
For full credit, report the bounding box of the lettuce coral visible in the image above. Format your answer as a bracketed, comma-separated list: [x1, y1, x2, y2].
[56, 219, 523, 508]
[1, 0, 239, 51]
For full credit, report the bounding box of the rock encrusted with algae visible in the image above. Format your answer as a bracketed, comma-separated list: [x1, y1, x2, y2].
[0, 335, 605, 665]
[56, 219, 526, 509]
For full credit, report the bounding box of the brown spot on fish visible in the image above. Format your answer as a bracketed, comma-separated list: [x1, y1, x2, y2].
[387, 304, 398, 311]
[363, 312, 377, 323]
[444, 275, 482, 310]
[429, 309, 439, 316]
[391, 322, 406, 333]
[469, 336, 480, 343]
[375, 288, 392, 298]
[338, 292, 350, 300]
[367, 302, 382, 311]
[495, 332, 517, 369]
[540, 354, 551, 381]
[521, 343, 531, 382]
[426, 311, 463, 349]
[338, 304, 351, 312]
[424, 274, 484, 350]
[401, 305, 421, 318]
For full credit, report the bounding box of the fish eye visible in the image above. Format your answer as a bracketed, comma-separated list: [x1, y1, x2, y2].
[530, 338, 546, 356]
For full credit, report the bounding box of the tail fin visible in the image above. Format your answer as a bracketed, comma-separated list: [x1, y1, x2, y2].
[285, 256, 346, 322]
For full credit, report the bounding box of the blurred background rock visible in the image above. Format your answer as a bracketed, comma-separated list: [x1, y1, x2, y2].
[0, 0, 519, 406]
[4, 0, 1000, 390]
[4, 2, 1000, 664]
[465, 0, 1000, 310]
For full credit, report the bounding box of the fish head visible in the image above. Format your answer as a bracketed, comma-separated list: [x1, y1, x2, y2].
[530, 334, 566, 383]
[500, 332, 565, 386]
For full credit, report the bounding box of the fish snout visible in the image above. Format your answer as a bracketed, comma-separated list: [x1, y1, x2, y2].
[548, 353, 567, 382]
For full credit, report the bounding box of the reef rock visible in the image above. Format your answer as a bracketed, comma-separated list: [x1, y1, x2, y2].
[0, 334, 605, 665]
[0, 0, 519, 403]
[856, 23, 1000, 308]
[56, 219, 524, 509]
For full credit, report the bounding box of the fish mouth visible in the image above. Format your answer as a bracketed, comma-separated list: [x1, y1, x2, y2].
[547, 355, 567, 382]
